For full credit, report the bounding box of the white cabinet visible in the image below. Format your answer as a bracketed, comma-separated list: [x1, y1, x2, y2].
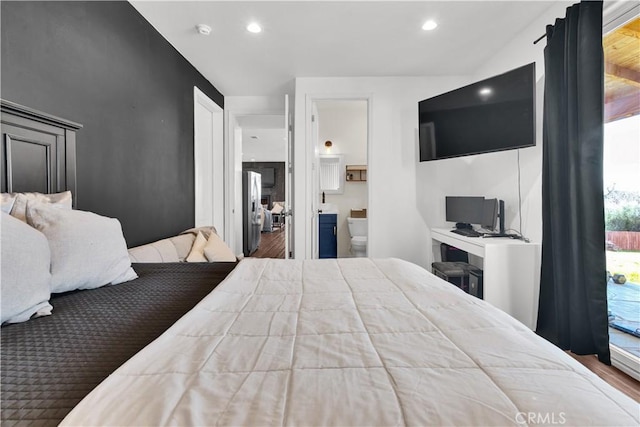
[431, 228, 542, 330]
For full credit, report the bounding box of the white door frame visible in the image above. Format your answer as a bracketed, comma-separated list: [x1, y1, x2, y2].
[225, 107, 289, 258]
[284, 94, 293, 259]
[194, 87, 224, 234]
[223, 112, 244, 257]
[304, 94, 373, 259]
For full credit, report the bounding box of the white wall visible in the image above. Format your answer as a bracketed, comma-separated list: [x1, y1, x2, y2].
[448, 2, 575, 248]
[294, 77, 469, 267]
[293, 3, 574, 268]
[317, 100, 368, 257]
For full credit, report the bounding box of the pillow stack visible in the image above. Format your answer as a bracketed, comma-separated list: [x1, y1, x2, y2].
[1, 213, 53, 323]
[186, 230, 236, 263]
[271, 202, 284, 214]
[1, 191, 138, 325]
[3, 191, 73, 221]
[25, 202, 138, 293]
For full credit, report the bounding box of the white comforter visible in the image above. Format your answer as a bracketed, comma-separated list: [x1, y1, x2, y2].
[62, 258, 639, 426]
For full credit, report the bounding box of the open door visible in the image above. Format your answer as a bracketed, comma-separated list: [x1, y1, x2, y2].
[310, 102, 320, 259]
[194, 87, 224, 233]
[284, 94, 293, 259]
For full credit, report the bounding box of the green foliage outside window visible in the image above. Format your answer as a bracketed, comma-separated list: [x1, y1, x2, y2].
[606, 204, 640, 232]
[604, 190, 640, 232]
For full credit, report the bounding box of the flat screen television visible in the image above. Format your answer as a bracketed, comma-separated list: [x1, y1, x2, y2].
[260, 168, 275, 187]
[419, 63, 535, 161]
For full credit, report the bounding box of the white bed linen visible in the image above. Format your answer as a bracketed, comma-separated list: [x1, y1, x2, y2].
[62, 258, 639, 426]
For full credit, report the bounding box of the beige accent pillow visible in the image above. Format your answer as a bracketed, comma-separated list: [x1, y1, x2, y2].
[10, 191, 73, 222]
[1, 212, 53, 324]
[1, 193, 17, 213]
[271, 203, 284, 214]
[128, 227, 220, 263]
[26, 202, 138, 293]
[180, 226, 217, 240]
[185, 231, 208, 262]
[172, 234, 200, 261]
[203, 232, 237, 262]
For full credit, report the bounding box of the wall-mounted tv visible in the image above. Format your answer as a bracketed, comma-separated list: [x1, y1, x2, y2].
[419, 63, 535, 161]
[261, 167, 275, 187]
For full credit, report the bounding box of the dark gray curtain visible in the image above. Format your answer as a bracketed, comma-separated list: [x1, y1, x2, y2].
[537, 1, 610, 364]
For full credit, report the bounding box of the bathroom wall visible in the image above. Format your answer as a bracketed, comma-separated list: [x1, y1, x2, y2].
[317, 100, 368, 258]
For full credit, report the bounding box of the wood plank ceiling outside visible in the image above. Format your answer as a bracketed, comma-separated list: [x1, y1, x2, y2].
[604, 17, 640, 123]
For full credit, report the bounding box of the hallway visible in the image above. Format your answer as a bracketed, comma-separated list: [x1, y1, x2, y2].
[251, 226, 286, 259]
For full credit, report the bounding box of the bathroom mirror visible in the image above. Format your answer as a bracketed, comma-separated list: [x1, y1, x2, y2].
[319, 154, 344, 194]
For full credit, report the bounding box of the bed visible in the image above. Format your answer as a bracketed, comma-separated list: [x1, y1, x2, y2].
[2, 101, 638, 426]
[60, 257, 638, 426]
[0, 100, 241, 425]
[1, 262, 237, 425]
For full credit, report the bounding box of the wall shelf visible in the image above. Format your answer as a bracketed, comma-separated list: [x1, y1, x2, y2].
[346, 165, 367, 182]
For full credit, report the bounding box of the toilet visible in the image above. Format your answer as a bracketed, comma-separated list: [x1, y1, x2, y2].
[347, 217, 368, 257]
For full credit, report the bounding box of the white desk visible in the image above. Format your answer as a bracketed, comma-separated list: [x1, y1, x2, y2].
[431, 228, 542, 330]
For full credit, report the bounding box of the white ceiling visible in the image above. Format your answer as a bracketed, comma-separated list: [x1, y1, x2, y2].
[241, 127, 287, 162]
[236, 114, 285, 129]
[237, 114, 287, 162]
[130, 1, 566, 97]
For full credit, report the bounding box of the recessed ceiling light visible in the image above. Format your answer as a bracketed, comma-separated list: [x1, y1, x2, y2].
[422, 20, 438, 31]
[247, 22, 262, 33]
[195, 24, 211, 36]
[479, 87, 493, 96]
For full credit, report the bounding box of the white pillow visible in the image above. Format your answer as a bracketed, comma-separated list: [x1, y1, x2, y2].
[203, 232, 237, 262]
[1, 212, 53, 324]
[9, 191, 73, 222]
[271, 203, 283, 214]
[185, 231, 208, 262]
[26, 202, 138, 293]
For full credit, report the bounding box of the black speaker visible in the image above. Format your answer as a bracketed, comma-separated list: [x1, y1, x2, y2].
[469, 270, 483, 299]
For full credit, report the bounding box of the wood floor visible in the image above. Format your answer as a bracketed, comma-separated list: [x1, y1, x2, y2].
[251, 225, 286, 259]
[568, 352, 640, 403]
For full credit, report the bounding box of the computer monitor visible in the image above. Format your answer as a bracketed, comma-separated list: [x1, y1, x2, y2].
[445, 196, 485, 227]
[481, 198, 499, 231]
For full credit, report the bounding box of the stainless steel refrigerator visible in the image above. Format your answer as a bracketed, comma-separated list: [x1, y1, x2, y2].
[242, 171, 262, 256]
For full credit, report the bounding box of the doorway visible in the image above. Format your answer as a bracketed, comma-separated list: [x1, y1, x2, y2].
[236, 114, 288, 259]
[312, 99, 369, 259]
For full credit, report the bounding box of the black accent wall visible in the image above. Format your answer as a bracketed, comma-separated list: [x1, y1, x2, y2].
[1, 1, 224, 246]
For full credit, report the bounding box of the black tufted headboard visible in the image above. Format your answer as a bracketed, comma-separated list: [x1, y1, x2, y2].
[0, 100, 82, 205]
